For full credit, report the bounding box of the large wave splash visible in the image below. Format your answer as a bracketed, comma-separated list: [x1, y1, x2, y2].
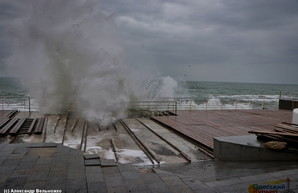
[5, 0, 177, 126]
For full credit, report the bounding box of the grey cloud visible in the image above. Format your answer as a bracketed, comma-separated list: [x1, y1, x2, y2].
[103, 0, 298, 84]
[1, 0, 298, 84]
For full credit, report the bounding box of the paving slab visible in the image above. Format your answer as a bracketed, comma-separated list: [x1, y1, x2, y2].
[146, 182, 171, 193]
[120, 170, 141, 180]
[24, 180, 47, 189]
[7, 153, 26, 159]
[44, 176, 66, 192]
[27, 143, 58, 148]
[104, 175, 125, 188]
[1, 159, 21, 167]
[28, 171, 49, 181]
[124, 178, 148, 192]
[84, 154, 101, 159]
[33, 164, 51, 173]
[13, 147, 29, 154]
[107, 186, 129, 193]
[66, 177, 88, 193]
[102, 166, 121, 176]
[117, 164, 136, 171]
[85, 159, 101, 166]
[1, 142, 298, 193]
[27, 147, 56, 158]
[2, 177, 27, 189]
[16, 161, 37, 170]
[168, 185, 194, 193]
[101, 159, 117, 167]
[160, 175, 186, 186]
[87, 181, 107, 193]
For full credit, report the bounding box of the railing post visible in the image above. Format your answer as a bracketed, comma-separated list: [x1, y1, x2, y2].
[28, 97, 31, 114]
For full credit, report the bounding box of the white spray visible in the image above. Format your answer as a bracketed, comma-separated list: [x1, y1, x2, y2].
[5, 0, 178, 126]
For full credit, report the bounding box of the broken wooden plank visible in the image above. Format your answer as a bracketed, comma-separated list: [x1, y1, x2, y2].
[9, 118, 26, 134]
[274, 127, 298, 134]
[0, 118, 10, 128]
[70, 119, 78, 132]
[34, 118, 45, 134]
[282, 122, 298, 127]
[110, 139, 119, 162]
[84, 154, 100, 160]
[275, 123, 298, 133]
[249, 130, 298, 137]
[0, 118, 19, 134]
[27, 118, 37, 133]
[264, 134, 298, 144]
[0, 111, 11, 118]
[7, 110, 18, 118]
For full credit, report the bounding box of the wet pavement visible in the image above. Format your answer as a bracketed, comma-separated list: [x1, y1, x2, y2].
[0, 143, 297, 193]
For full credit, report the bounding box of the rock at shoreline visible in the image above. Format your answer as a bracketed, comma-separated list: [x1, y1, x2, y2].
[264, 141, 287, 150]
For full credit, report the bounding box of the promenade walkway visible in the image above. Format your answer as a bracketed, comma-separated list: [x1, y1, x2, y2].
[0, 143, 297, 193]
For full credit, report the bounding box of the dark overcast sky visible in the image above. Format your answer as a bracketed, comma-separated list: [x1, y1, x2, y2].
[1, 0, 298, 84]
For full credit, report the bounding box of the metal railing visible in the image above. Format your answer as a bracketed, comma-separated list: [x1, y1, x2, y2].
[129, 96, 282, 114]
[279, 90, 298, 100]
[129, 100, 177, 115]
[0, 96, 32, 113]
[174, 98, 279, 111]
[0, 92, 297, 115]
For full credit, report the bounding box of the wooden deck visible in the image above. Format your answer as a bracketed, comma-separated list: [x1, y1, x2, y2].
[152, 109, 292, 151]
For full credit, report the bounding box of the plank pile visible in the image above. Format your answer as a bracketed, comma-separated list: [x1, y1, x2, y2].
[0, 118, 45, 135]
[249, 122, 298, 147]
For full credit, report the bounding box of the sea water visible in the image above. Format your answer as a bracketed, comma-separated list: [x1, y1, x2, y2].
[175, 81, 298, 110]
[1, 77, 297, 111]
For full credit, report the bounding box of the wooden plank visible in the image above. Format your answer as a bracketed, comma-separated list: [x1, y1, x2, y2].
[282, 122, 298, 127]
[34, 118, 45, 134]
[0, 118, 10, 128]
[260, 134, 298, 144]
[248, 130, 298, 137]
[0, 110, 10, 118]
[9, 118, 26, 134]
[0, 118, 19, 134]
[34, 118, 42, 133]
[153, 109, 292, 151]
[274, 127, 298, 134]
[275, 123, 298, 133]
[27, 118, 37, 133]
[7, 110, 18, 118]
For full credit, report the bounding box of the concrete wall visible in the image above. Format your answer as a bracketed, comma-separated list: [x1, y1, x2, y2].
[214, 135, 298, 161]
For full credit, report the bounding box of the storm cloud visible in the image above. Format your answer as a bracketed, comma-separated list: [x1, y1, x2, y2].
[1, 0, 298, 83]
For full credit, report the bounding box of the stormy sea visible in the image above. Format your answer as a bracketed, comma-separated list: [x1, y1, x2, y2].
[1, 76, 297, 112]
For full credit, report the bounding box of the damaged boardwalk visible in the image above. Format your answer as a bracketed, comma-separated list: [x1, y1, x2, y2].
[153, 109, 292, 154]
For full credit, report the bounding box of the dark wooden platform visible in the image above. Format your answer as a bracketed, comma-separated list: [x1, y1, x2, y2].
[152, 110, 292, 151]
[0, 110, 44, 135]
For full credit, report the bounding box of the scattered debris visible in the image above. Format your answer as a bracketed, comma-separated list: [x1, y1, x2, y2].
[249, 122, 298, 148]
